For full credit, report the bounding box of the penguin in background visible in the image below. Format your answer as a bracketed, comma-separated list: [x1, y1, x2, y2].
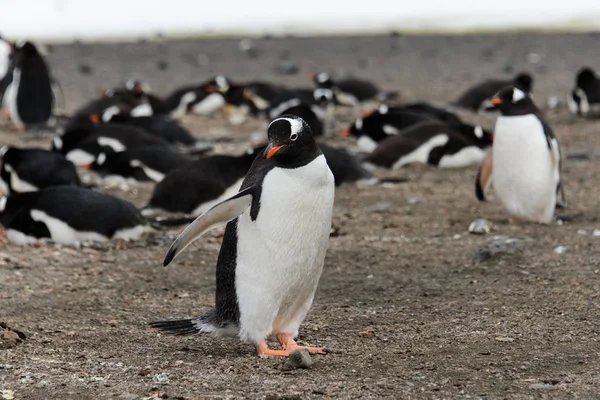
[150, 115, 335, 357]
[475, 87, 565, 224]
[164, 81, 225, 119]
[1, 40, 54, 130]
[0, 186, 152, 246]
[0, 146, 79, 195]
[567, 67, 600, 117]
[452, 72, 533, 112]
[311, 72, 398, 107]
[142, 147, 264, 216]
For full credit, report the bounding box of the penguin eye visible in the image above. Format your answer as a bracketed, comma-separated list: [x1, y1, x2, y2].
[290, 132, 298, 141]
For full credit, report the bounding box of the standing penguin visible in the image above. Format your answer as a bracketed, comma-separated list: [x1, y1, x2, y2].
[150, 115, 335, 357]
[1, 41, 54, 130]
[567, 67, 600, 117]
[475, 87, 565, 224]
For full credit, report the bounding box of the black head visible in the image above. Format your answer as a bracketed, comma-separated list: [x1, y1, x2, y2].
[513, 72, 533, 92]
[311, 72, 334, 89]
[487, 87, 539, 116]
[576, 67, 597, 88]
[263, 115, 319, 167]
[459, 123, 493, 147]
[12, 40, 40, 65]
[313, 87, 334, 108]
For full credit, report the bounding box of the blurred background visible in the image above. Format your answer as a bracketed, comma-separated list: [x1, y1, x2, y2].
[2, 0, 600, 40]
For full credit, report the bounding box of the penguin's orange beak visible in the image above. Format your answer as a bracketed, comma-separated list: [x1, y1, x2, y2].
[309, 72, 317, 80]
[89, 115, 100, 123]
[81, 163, 92, 170]
[341, 129, 351, 137]
[491, 98, 503, 105]
[266, 145, 285, 159]
[205, 85, 216, 93]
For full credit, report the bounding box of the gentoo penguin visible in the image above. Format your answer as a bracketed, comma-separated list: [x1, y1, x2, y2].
[90, 146, 192, 184]
[150, 115, 335, 357]
[118, 79, 168, 115]
[164, 80, 225, 119]
[97, 112, 207, 148]
[452, 72, 533, 112]
[0, 146, 79, 195]
[475, 87, 565, 224]
[567, 67, 600, 117]
[52, 118, 169, 166]
[1, 41, 54, 130]
[0, 186, 151, 245]
[311, 72, 397, 107]
[364, 121, 492, 169]
[342, 110, 436, 152]
[318, 144, 377, 186]
[142, 148, 263, 216]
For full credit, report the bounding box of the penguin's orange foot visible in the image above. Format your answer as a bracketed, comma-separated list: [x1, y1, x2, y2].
[0, 110, 9, 120]
[276, 333, 330, 355]
[256, 341, 290, 357]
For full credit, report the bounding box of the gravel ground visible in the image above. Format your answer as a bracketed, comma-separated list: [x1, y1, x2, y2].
[1, 32, 600, 399]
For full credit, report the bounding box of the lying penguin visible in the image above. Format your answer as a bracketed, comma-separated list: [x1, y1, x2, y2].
[142, 148, 262, 216]
[475, 87, 565, 224]
[0, 146, 79, 195]
[364, 121, 492, 169]
[452, 72, 533, 112]
[0, 186, 152, 245]
[150, 115, 334, 357]
[90, 146, 192, 184]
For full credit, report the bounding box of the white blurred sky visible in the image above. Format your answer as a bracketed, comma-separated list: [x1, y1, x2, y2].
[2, 0, 600, 40]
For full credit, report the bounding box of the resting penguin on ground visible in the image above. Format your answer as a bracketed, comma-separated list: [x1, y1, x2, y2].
[341, 110, 436, 152]
[0, 146, 79, 195]
[364, 121, 492, 169]
[142, 147, 263, 216]
[52, 118, 169, 166]
[378, 103, 462, 126]
[150, 115, 335, 357]
[311, 72, 398, 107]
[1, 41, 54, 130]
[567, 67, 600, 117]
[452, 72, 533, 112]
[165, 78, 227, 119]
[0, 186, 152, 245]
[90, 146, 192, 184]
[475, 87, 565, 224]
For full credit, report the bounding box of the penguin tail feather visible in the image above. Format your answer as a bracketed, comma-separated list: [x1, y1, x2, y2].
[150, 312, 233, 336]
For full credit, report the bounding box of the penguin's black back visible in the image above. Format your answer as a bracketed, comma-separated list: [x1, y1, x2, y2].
[93, 146, 192, 180]
[1, 148, 79, 192]
[337, 78, 380, 101]
[319, 144, 373, 186]
[107, 115, 197, 146]
[14, 42, 53, 124]
[353, 111, 435, 142]
[0, 186, 145, 238]
[388, 103, 462, 126]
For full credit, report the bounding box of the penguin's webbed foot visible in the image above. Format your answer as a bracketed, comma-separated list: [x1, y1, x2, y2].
[276, 333, 330, 355]
[256, 341, 291, 357]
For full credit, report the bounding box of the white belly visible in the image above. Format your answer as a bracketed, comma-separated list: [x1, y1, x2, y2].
[235, 155, 334, 344]
[3, 69, 21, 125]
[192, 93, 225, 115]
[492, 115, 556, 223]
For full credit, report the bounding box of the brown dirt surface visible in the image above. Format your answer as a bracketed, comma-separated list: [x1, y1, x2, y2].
[1, 32, 600, 399]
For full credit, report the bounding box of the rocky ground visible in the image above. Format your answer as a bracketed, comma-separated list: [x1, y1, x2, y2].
[1, 32, 600, 399]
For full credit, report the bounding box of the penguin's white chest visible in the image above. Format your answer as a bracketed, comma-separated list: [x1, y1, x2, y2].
[492, 114, 556, 223]
[235, 155, 335, 343]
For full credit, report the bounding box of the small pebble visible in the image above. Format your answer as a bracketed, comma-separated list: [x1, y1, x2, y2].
[529, 383, 555, 390]
[527, 52, 542, 64]
[593, 229, 600, 237]
[547, 96, 562, 111]
[283, 349, 313, 370]
[152, 372, 169, 385]
[365, 202, 392, 213]
[276, 60, 299, 76]
[468, 218, 491, 235]
[554, 246, 567, 255]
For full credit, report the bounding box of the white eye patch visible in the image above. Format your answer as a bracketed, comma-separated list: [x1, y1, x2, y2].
[379, 104, 389, 114]
[355, 118, 363, 130]
[317, 72, 329, 83]
[474, 125, 483, 138]
[269, 117, 303, 138]
[512, 88, 526, 103]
